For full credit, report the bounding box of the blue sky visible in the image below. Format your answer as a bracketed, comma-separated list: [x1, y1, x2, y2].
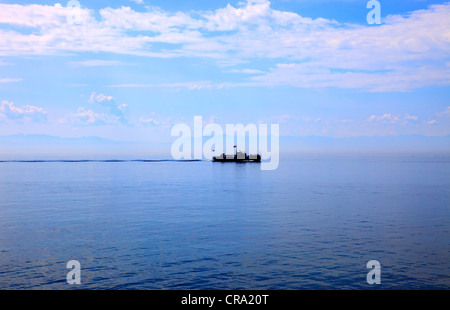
[0, 0, 449, 149]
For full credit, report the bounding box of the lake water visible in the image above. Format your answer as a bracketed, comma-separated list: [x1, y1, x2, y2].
[0, 154, 449, 289]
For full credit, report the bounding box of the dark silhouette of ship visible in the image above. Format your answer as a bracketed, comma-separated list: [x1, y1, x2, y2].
[212, 151, 261, 163]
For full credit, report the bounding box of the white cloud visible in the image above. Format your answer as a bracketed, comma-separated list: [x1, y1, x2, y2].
[87, 92, 127, 123]
[366, 113, 403, 124]
[73, 107, 106, 125]
[88, 92, 114, 103]
[0, 78, 22, 83]
[70, 107, 120, 126]
[0, 100, 47, 122]
[227, 68, 264, 74]
[0, 3, 67, 28]
[108, 81, 231, 90]
[251, 63, 450, 92]
[438, 106, 450, 116]
[139, 117, 161, 126]
[138, 114, 173, 128]
[69, 60, 129, 67]
[0, 1, 449, 91]
[405, 114, 419, 121]
[98, 6, 202, 34]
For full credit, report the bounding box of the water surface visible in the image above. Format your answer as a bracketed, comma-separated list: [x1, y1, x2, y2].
[0, 154, 448, 289]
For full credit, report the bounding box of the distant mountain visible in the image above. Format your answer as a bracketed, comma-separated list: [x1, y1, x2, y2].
[0, 134, 448, 159]
[280, 135, 450, 153]
[0, 134, 167, 159]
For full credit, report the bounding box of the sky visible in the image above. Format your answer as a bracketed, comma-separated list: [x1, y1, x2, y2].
[0, 0, 449, 152]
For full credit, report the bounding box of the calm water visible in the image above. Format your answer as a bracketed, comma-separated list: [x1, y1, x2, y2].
[0, 154, 448, 290]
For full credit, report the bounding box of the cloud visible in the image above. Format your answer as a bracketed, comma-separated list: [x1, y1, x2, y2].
[138, 114, 173, 128]
[88, 92, 114, 103]
[0, 1, 449, 91]
[227, 68, 264, 74]
[139, 117, 163, 126]
[0, 3, 67, 28]
[62, 92, 128, 126]
[367, 114, 399, 123]
[0, 78, 22, 83]
[108, 81, 231, 90]
[70, 107, 117, 126]
[69, 60, 129, 67]
[0, 100, 47, 122]
[366, 113, 422, 124]
[405, 114, 419, 121]
[73, 108, 98, 125]
[437, 106, 450, 116]
[87, 92, 127, 123]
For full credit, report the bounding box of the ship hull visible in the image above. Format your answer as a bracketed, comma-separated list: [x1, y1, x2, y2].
[212, 158, 261, 163]
[212, 153, 261, 163]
